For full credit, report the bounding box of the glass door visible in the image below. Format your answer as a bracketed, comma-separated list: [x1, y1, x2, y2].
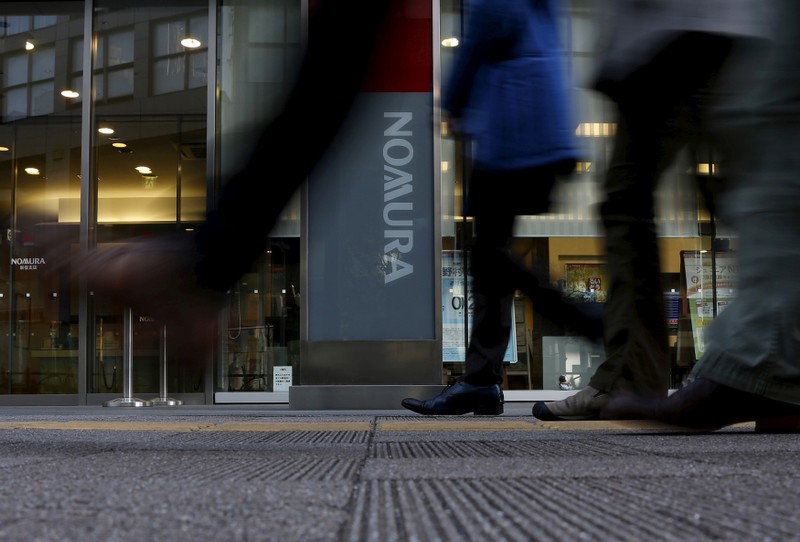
[87, 1, 209, 398]
[0, 3, 84, 396]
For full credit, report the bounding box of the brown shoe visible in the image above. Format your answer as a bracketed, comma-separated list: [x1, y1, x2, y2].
[532, 386, 609, 421]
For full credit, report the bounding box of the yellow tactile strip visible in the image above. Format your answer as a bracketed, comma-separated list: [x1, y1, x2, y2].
[380, 420, 534, 431]
[0, 419, 756, 432]
[0, 421, 212, 432]
[0, 421, 371, 432]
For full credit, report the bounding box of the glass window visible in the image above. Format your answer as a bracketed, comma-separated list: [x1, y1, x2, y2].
[247, 5, 286, 43]
[107, 30, 133, 66]
[93, 30, 134, 100]
[71, 39, 83, 71]
[4, 54, 28, 87]
[151, 14, 208, 96]
[246, 48, 285, 84]
[33, 15, 58, 29]
[0, 3, 83, 397]
[154, 20, 186, 56]
[107, 67, 133, 98]
[5, 16, 30, 36]
[188, 51, 208, 89]
[217, 0, 302, 396]
[31, 47, 55, 81]
[3, 87, 27, 119]
[152, 58, 185, 94]
[30, 81, 54, 116]
[89, 1, 209, 397]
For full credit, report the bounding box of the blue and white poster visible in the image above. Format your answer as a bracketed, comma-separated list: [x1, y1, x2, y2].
[442, 250, 516, 363]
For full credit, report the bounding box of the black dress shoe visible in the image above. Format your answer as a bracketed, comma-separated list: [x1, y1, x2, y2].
[401, 381, 504, 415]
[603, 376, 800, 432]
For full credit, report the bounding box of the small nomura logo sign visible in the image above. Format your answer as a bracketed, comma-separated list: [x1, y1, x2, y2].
[11, 257, 45, 271]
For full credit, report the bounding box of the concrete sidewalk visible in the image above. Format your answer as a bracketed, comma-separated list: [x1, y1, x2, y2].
[0, 404, 797, 541]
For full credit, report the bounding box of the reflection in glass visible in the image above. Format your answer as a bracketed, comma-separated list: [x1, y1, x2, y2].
[0, 3, 84, 394]
[89, 1, 209, 395]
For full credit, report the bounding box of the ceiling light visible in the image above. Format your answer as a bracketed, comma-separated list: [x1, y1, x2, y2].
[0, 147, 8, 152]
[441, 37, 459, 47]
[112, 142, 127, 148]
[25, 40, 34, 51]
[24, 167, 40, 175]
[180, 37, 201, 48]
[60, 90, 80, 98]
[134, 166, 152, 174]
[98, 127, 114, 135]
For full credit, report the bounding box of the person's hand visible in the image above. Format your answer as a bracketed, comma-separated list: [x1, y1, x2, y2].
[443, 113, 464, 138]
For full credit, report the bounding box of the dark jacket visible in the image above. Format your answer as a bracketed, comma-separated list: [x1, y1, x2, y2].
[592, 0, 773, 101]
[442, 0, 578, 172]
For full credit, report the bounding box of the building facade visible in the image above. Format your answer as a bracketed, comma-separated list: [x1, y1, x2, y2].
[0, 0, 726, 406]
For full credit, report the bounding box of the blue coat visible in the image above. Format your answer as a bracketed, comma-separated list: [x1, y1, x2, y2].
[443, 0, 578, 172]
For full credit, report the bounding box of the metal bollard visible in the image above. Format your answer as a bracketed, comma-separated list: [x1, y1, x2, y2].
[149, 323, 182, 406]
[104, 306, 153, 407]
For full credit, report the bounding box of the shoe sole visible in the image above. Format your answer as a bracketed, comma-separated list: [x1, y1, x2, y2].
[755, 415, 800, 433]
[402, 402, 504, 416]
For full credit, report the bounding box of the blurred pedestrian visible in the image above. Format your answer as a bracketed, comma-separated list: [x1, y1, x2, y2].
[69, 0, 395, 364]
[533, 0, 772, 421]
[401, 0, 602, 416]
[604, 0, 800, 432]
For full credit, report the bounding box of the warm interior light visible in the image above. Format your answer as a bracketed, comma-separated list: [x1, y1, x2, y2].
[441, 37, 459, 47]
[696, 163, 717, 175]
[111, 142, 127, 148]
[98, 127, 114, 135]
[24, 167, 40, 175]
[575, 122, 617, 137]
[0, 146, 8, 152]
[135, 166, 152, 174]
[180, 37, 201, 48]
[25, 40, 34, 51]
[60, 90, 80, 98]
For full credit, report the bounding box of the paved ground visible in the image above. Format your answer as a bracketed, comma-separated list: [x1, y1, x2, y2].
[0, 403, 797, 541]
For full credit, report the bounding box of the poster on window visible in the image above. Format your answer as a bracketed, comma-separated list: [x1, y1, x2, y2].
[682, 252, 737, 359]
[564, 263, 608, 303]
[441, 250, 516, 363]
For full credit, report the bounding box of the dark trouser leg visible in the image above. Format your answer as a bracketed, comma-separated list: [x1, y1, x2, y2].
[589, 112, 673, 396]
[194, 0, 393, 292]
[590, 35, 735, 397]
[694, 0, 800, 403]
[463, 172, 516, 386]
[463, 166, 603, 386]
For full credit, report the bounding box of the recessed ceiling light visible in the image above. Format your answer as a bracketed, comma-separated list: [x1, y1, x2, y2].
[24, 167, 40, 175]
[98, 127, 114, 135]
[61, 90, 79, 98]
[134, 166, 152, 174]
[180, 37, 201, 48]
[112, 142, 127, 148]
